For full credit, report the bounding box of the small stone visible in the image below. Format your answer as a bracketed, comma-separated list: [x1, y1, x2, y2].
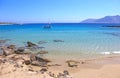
[81, 61, 85, 64]
[31, 61, 41, 66]
[40, 68, 47, 74]
[24, 60, 31, 65]
[28, 69, 34, 72]
[63, 70, 69, 75]
[66, 60, 79, 67]
[40, 68, 47, 72]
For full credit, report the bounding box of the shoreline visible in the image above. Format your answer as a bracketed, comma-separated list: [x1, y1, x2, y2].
[1, 41, 120, 78]
[1, 50, 120, 78]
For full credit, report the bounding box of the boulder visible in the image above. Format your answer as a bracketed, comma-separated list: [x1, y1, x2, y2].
[21, 55, 31, 65]
[7, 45, 16, 50]
[27, 41, 37, 47]
[66, 60, 79, 67]
[15, 47, 25, 54]
[0, 40, 6, 43]
[2, 47, 15, 56]
[30, 53, 51, 66]
[35, 55, 51, 62]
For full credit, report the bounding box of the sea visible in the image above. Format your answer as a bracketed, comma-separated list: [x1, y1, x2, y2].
[0, 23, 120, 59]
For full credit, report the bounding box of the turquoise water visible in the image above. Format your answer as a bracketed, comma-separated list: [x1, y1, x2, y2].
[0, 23, 120, 59]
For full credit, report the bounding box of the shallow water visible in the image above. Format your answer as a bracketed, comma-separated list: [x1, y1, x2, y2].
[0, 23, 120, 59]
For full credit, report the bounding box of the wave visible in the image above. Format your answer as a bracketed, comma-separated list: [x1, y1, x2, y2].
[101, 51, 120, 55]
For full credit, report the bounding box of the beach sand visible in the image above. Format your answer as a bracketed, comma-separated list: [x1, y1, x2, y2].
[1, 54, 120, 78]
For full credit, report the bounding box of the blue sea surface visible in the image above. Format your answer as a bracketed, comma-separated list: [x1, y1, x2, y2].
[0, 23, 120, 59]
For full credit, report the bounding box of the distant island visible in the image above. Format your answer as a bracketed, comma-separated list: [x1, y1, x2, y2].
[1, 15, 120, 24]
[0, 22, 19, 25]
[81, 15, 120, 23]
[102, 26, 120, 28]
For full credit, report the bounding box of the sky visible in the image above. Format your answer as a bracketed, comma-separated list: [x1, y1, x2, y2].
[0, 0, 120, 23]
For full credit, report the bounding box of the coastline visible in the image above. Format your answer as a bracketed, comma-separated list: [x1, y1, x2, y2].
[1, 50, 120, 78]
[1, 23, 120, 78]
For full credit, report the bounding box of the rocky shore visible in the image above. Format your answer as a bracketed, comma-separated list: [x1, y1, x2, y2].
[0, 40, 74, 78]
[1, 39, 120, 78]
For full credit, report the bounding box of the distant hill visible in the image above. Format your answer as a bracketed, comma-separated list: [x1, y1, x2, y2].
[0, 22, 18, 25]
[81, 15, 120, 23]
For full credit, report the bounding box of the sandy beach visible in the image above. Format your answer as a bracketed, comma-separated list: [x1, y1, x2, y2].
[0, 41, 120, 78]
[0, 0, 120, 77]
[1, 51, 120, 78]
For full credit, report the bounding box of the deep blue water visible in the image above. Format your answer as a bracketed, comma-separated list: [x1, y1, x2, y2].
[0, 23, 120, 59]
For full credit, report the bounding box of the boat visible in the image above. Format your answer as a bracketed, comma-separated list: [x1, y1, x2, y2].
[43, 23, 52, 29]
[43, 25, 51, 28]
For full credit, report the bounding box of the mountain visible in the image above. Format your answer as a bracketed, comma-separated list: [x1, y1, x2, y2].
[81, 15, 120, 23]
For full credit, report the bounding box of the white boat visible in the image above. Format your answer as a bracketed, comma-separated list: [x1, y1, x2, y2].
[43, 23, 52, 29]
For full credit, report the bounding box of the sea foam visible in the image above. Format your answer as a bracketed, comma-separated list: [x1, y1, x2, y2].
[101, 51, 120, 55]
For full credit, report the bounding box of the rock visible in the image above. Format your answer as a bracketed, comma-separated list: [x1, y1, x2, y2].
[27, 41, 37, 47]
[6, 54, 17, 59]
[14, 62, 22, 68]
[57, 73, 64, 78]
[30, 54, 36, 62]
[37, 50, 48, 54]
[37, 46, 45, 49]
[57, 71, 72, 78]
[48, 64, 61, 67]
[48, 72, 55, 77]
[7, 45, 16, 50]
[66, 60, 79, 67]
[30, 46, 45, 51]
[31, 61, 41, 66]
[0, 48, 3, 56]
[38, 41, 47, 44]
[0, 40, 6, 43]
[31, 61, 48, 67]
[28, 69, 35, 72]
[24, 60, 31, 65]
[16, 59, 24, 66]
[2, 47, 15, 56]
[63, 70, 69, 75]
[15, 47, 25, 54]
[26, 46, 45, 51]
[21, 55, 31, 65]
[40, 68, 47, 74]
[81, 61, 85, 64]
[0, 59, 4, 64]
[30, 53, 50, 66]
[17, 47, 24, 52]
[35, 55, 51, 62]
[53, 40, 64, 42]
